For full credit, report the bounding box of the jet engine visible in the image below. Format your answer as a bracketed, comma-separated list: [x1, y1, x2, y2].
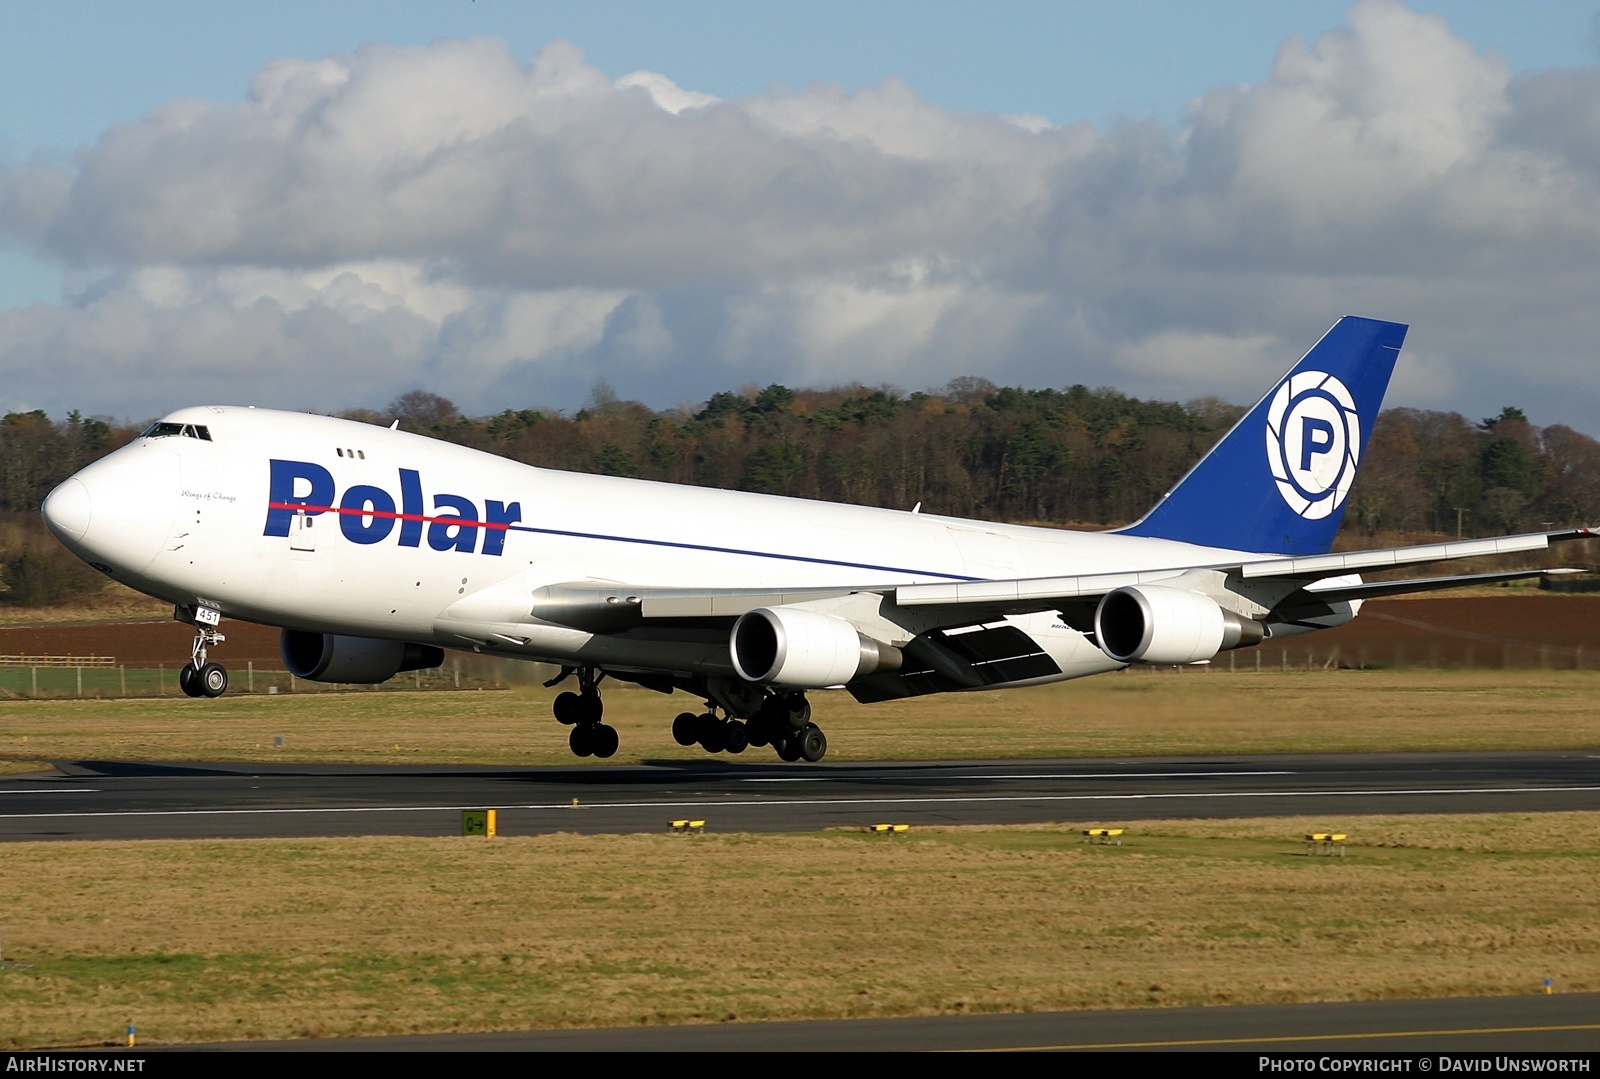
[1093, 585, 1264, 665]
[280, 630, 445, 684]
[730, 606, 902, 688]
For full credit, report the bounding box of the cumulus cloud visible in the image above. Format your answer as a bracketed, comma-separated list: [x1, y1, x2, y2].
[2, 1, 1600, 428]
[614, 70, 719, 114]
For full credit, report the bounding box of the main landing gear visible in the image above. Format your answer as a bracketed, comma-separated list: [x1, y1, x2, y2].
[176, 605, 228, 699]
[673, 691, 827, 763]
[545, 669, 827, 764]
[548, 667, 619, 759]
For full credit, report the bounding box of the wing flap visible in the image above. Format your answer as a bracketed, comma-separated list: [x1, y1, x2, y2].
[850, 624, 1061, 703]
[641, 590, 854, 618]
[895, 569, 1183, 607]
[530, 582, 860, 629]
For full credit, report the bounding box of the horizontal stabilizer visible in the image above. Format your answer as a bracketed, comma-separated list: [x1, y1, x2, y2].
[1288, 568, 1583, 606]
[1240, 529, 1593, 580]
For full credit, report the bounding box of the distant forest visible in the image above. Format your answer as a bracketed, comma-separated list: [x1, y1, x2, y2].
[3, 378, 1598, 605]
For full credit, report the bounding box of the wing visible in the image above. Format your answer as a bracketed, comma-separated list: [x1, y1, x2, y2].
[526, 527, 1595, 631]
[437, 526, 1589, 705]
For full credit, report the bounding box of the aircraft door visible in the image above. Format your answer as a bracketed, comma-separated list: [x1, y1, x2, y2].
[290, 510, 317, 553]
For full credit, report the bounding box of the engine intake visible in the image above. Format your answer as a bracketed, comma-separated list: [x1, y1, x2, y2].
[281, 630, 444, 684]
[1093, 585, 1264, 665]
[730, 606, 901, 688]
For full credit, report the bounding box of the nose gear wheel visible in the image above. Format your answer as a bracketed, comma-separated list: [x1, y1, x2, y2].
[177, 607, 229, 698]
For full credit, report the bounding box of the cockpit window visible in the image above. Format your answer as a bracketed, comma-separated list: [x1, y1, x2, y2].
[140, 422, 213, 441]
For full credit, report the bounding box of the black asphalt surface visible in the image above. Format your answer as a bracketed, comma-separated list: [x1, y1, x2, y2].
[168, 993, 1600, 1051]
[1, 749, 1597, 840]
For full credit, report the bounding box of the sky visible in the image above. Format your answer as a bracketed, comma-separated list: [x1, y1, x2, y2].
[2, 0, 1599, 430]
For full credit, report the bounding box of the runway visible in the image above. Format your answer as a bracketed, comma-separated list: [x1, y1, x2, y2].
[177, 993, 1600, 1051]
[2, 749, 1597, 840]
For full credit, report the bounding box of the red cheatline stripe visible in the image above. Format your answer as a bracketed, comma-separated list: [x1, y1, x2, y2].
[269, 502, 512, 530]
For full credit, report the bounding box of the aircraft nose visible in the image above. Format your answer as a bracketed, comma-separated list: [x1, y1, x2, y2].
[41, 446, 178, 576]
[42, 478, 93, 542]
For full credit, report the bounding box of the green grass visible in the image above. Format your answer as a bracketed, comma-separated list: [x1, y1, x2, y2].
[1, 667, 1597, 766]
[1, 814, 1596, 1048]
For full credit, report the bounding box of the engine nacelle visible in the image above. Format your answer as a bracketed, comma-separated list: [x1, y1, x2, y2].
[281, 630, 445, 684]
[1093, 585, 1264, 665]
[730, 606, 901, 688]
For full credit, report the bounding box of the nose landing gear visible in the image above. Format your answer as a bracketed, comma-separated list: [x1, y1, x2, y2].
[176, 605, 228, 698]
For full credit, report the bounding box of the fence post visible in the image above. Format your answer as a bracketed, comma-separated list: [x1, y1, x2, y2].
[248, 661, 254, 693]
[30, 666, 37, 697]
[120, 666, 126, 697]
[77, 666, 83, 697]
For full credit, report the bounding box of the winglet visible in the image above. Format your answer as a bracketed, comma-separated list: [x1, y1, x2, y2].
[1118, 316, 1407, 555]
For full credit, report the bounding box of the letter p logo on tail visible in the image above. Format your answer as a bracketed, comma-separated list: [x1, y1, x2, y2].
[1119, 316, 1406, 556]
[1268, 371, 1362, 521]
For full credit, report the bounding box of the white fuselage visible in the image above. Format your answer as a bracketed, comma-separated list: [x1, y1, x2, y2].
[47, 405, 1328, 684]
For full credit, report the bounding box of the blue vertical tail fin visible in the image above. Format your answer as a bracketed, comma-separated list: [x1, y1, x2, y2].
[1118, 316, 1407, 555]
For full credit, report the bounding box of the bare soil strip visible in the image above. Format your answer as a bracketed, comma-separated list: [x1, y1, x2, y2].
[1, 594, 1597, 674]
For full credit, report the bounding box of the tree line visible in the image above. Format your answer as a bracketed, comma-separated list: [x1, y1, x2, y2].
[4, 382, 1598, 605]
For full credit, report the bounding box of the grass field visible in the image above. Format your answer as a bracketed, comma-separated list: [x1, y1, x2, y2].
[2, 667, 1596, 1049]
[0, 813, 1595, 1048]
[0, 667, 1596, 766]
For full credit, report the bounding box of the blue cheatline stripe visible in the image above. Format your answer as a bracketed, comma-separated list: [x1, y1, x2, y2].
[502, 522, 981, 581]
